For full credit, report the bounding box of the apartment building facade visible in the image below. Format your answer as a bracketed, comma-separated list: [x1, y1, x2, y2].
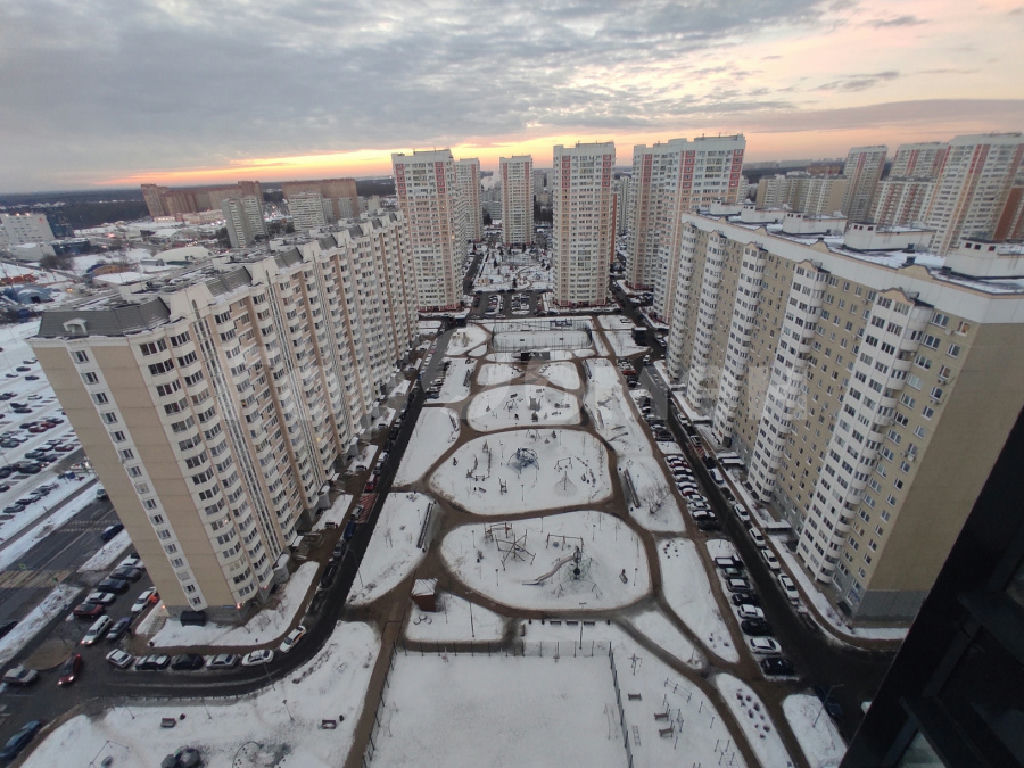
[755, 173, 848, 217]
[455, 158, 483, 242]
[392, 149, 462, 311]
[923, 132, 1024, 254]
[221, 196, 266, 248]
[499, 155, 534, 247]
[628, 136, 745, 319]
[665, 214, 1024, 620]
[30, 213, 417, 621]
[0, 213, 54, 247]
[280, 179, 358, 223]
[287, 191, 330, 232]
[841, 146, 887, 222]
[551, 142, 616, 307]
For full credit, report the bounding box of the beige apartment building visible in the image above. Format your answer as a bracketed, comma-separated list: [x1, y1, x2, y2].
[841, 145, 887, 222]
[392, 149, 463, 311]
[628, 136, 745, 307]
[499, 155, 534, 247]
[551, 142, 616, 307]
[30, 213, 417, 621]
[455, 158, 483, 242]
[755, 173, 847, 217]
[666, 214, 1024, 620]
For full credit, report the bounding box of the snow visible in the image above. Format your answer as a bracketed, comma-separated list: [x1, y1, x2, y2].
[0, 486, 99, 572]
[404, 592, 506, 642]
[431, 430, 610, 516]
[784, 694, 846, 768]
[477, 362, 523, 386]
[388, 378, 411, 399]
[349, 443, 378, 471]
[0, 584, 81, 668]
[22, 621, 380, 768]
[418, 320, 442, 336]
[465, 384, 579, 431]
[394, 407, 460, 486]
[468, 345, 486, 357]
[584, 358, 649, 457]
[617, 455, 685, 533]
[624, 610, 706, 670]
[346, 493, 433, 607]
[147, 561, 319, 647]
[77, 529, 130, 572]
[715, 674, 795, 767]
[494, 328, 590, 352]
[657, 538, 739, 663]
[312, 493, 353, 532]
[597, 315, 648, 358]
[433, 357, 475, 403]
[371, 652, 624, 768]
[538, 361, 580, 390]
[441, 510, 650, 611]
[446, 325, 489, 355]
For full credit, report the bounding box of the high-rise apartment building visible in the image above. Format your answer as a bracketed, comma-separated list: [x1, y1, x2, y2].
[755, 173, 847, 217]
[287, 191, 330, 232]
[455, 158, 482, 242]
[0, 213, 55, 246]
[613, 174, 631, 236]
[392, 149, 462, 311]
[871, 179, 935, 230]
[551, 142, 616, 307]
[30, 213, 417, 620]
[499, 155, 534, 247]
[141, 182, 263, 219]
[280, 179, 358, 223]
[841, 145, 887, 222]
[889, 141, 948, 179]
[221, 196, 266, 248]
[923, 132, 1024, 254]
[665, 214, 1024, 620]
[628, 135, 745, 316]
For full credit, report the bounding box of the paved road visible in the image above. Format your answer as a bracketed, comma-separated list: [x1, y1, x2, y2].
[638, 364, 894, 738]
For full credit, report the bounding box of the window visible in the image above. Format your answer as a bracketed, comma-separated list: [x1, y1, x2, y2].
[111, 430, 126, 442]
[119, 448, 134, 461]
[948, 343, 961, 357]
[930, 386, 944, 402]
[922, 405, 935, 420]
[923, 335, 940, 349]
[82, 371, 99, 385]
[101, 412, 118, 424]
[73, 350, 90, 363]
[128, 465, 142, 478]
[145, 499, 159, 511]
[139, 340, 167, 356]
[92, 392, 109, 405]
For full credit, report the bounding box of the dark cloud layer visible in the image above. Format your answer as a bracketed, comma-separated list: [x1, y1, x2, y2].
[0, 0, 1019, 189]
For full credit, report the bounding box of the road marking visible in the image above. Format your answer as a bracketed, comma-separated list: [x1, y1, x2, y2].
[0, 569, 72, 588]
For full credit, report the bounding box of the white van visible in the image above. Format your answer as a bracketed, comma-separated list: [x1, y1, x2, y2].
[81, 615, 112, 646]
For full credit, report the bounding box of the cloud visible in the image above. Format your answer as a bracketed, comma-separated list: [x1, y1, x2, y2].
[816, 71, 901, 92]
[868, 14, 927, 27]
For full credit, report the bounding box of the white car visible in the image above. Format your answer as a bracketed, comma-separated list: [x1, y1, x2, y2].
[81, 616, 112, 646]
[749, 637, 782, 655]
[737, 604, 765, 620]
[241, 649, 274, 667]
[105, 649, 134, 669]
[279, 625, 306, 653]
[779, 575, 800, 603]
[131, 587, 158, 613]
[85, 591, 117, 605]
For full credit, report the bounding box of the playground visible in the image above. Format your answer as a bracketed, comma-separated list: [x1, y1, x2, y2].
[430, 429, 610, 516]
[466, 384, 579, 431]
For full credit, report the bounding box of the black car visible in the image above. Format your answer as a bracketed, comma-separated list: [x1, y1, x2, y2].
[0, 620, 17, 639]
[110, 566, 143, 583]
[731, 593, 761, 607]
[740, 618, 773, 636]
[95, 578, 129, 594]
[135, 654, 170, 671]
[814, 686, 844, 719]
[170, 653, 206, 671]
[105, 617, 133, 642]
[0, 720, 42, 762]
[100, 524, 123, 542]
[760, 657, 795, 677]
[319, 562, 338, 589]
[2, 503, 25, 515]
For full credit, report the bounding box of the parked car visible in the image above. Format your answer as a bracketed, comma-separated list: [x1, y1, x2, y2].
[2, 665, 39, 686]
[170, 653, 206, 671]
[732, 593, 761, 607]
[2, 503, 25, 515]
[778, 575, 800, 603]
[760, 657, 795, 677]
[0, 720, 43, 763]
[100, 524, 123, 542]
[737, 603, 764, 620]
[105, 617, 133, 642]
[95, 578, 129, 595]
[105, 650, 134, 669]
[206, 653, 240, 670]
[95, 488, 109, 501]
[85, 591, 117, 605]
[741, 618, 773, 636]
[726, 578, 753, 594]
[279, 626, 306, 653]
[81, 616, 113, 645]
[749, 637, 782, 655]
[134, 654, 170, 671]
[0, 620, 17, 639]
[72, 602, 105, 619]
[714, 555, 743, 570]
[109, 566, 143, 583]
[241, 649, 274, 667]
[131, 587, 158, 613]
[749, 529, 766, 547]
[57, 653, 83, 685]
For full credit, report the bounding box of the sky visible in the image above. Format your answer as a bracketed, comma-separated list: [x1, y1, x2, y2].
[1, 0, 1022, 191]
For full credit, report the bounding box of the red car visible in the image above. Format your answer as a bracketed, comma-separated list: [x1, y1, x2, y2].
[73, 602, 105, 619]
[57, 653, 82, 686]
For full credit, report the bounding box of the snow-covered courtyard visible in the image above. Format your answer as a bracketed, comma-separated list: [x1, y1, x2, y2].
[431, 429, 610, 515]
[465, 384, 579, 431]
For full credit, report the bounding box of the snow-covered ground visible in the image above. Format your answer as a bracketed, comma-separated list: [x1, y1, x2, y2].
[431, 429, 610, 516]
[22, 621, 380, 768]
[465, 384, 579, 431]
[657, 538, 738, 663]
[394, 407, 460, 486]
[441, 510, 650, 611]
[446, 326, 489, 355]
[433, 357, 475, 403]
[347, 493, 433, 607]
[783, 694, 846, 768]
[537, 361, 580, 390]
[584, 358, 649, 457]
[624, 610, 706, 670]
[597, 315, 647, 358]
[312, 493, 354, 532]
[618, 456, 685, 533]
[0, 487, 98, 572]
[147, 561, 318, 648]
[715, 674, 795, 767]
[494, 328, 590, 352]
[405, 592, 506, 643]
[0, 584, 81, 668]
[77, 529, 130, 572]
[371, 651, 623, 768]
[477, 362, 523, 386]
